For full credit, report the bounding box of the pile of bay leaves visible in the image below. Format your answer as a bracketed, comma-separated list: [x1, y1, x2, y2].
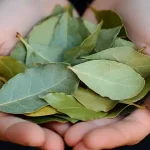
[0, 5, 149, 124]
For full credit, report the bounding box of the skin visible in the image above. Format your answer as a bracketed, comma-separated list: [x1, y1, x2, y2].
[0, 0, 150, 149]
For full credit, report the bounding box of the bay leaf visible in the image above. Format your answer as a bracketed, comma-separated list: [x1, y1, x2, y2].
[122, 76, 150, 104]
[25, 106, 57, 117]
[112, 38, 135, 49]
[83, 20, 97, 33]
[17, 33, 63, 68]
[0, 63, 79, 114]
[90, 8, 122, 29]
[55, 114, 79, 124]
[25, 116, 67, 124]
[74, 87, 117, 112]
[42, 93, 107, 121]
[10, 39, 27, 63]
[28, 15, 60, 45]
[49, 12, 89, 51]
[104, 104, 129, 118]
[83, 47, 150, 77]
[70, 60, 145, 100]
[95, 26, 122, 52]
[64, 21, 103, 63]
[0, 56, 26, 80]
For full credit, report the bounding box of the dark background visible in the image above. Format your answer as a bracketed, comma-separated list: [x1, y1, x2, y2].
[0, 0, 149, 149]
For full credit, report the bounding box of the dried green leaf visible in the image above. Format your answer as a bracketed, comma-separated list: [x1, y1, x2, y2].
[25, 115, 67, 124]
[55, 114, 79, 124]
[64, 22, 103, 63]
[42, 93, 107, 121]
[49, 12, 89, 51]
[122, 76, 150, 104]
[91, 9, 122, 29]
[83, 20, 97, 33]
[104, 104, 129, 118]
[0, 63, 79, 114]
[70, 60, 145, 100]
[17, 33, 63, 68]
[10, 39, 27, 63]
[83, 47, 150, 77]
[95, 26, 122, 52]
[28, 15, 60, 45]
[112, 38, 136, 48]
[25, 106, 57, 117]
[74, 87, 117, 112]
[0, 56, 26, 80]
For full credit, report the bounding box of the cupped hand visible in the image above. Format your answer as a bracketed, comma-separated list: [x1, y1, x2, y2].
[64, 0, 150, 149]
[0, 0, 70, 149]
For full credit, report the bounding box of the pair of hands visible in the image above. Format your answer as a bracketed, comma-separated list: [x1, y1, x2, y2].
[0, 0, 150, 149]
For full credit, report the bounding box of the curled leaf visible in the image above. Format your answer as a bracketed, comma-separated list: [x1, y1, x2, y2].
[0, 56, 26, 80]
[42, 93, 107, 121]
[25, 106, 57, 117]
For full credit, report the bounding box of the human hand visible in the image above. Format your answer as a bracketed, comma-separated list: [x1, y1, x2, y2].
[63, 0, 150, 149]
[0, 0, 71, 149]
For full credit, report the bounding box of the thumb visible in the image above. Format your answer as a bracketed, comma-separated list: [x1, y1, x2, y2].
[83, 0, 150, 54]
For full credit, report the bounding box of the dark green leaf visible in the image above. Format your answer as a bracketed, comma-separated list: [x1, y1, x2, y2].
[0, 56, 26, 80]
[0, 63, 79, 114]
[74, 87, 117, 112]
[42, 93, 107, 121]
[91, 9, 122, 29]
[70, 60, 145, 100]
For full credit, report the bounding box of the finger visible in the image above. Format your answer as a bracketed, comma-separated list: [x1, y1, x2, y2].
[65, 117, 121, 146]
[76, 109, 150, 150]
[39, 128, 64, 150]
[0, 113, 45, 147]
[44, 122, 71, 136]
[114, 0, 150, 55]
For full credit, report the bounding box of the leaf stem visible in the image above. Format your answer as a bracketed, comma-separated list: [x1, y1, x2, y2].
[138, 46, 146, 53]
